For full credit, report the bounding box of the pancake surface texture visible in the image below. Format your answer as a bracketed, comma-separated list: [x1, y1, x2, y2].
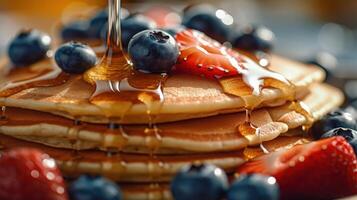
[0, 83, 343, 153]
[0, 55, 324, 124]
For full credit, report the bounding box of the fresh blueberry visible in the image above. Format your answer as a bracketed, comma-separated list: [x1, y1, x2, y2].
[69, 175, 122, 200]
[100, 14, 156, 50]
[161, 25, 185, 37]
[128, 30, 179, 73]
[61, 21, 90, 40]
[121, 15, 156, 50]
[231, 26, 275, 52]
[310, 109, 356, 139]
[89, 8, 129, 38]
[183, 5, 233, 43]
[171, 164, 228, 200]
[321, 128, 357, 154]
[8, 29, 51, 66]
[227, 174, 279, 200]
[54, 42, 97, 74]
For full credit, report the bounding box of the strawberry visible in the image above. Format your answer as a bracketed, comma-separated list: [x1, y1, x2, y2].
[175, 29, 245, 79]
[0, 148, 68, 200]
[237, 137, 357, 200]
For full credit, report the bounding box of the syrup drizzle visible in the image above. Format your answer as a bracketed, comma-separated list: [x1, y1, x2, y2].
[103, 122, 129, 151]
[68, 119, 84, 150]
[240, 109, 270, 154]
[0, 58, 70, 98]
[0, 106, 6, 120]
[82, 0, 167, 155]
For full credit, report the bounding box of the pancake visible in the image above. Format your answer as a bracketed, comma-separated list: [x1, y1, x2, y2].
[0, 133, 311, 182]
[0, 83, 343, 153]
[0, 55, 324, 124]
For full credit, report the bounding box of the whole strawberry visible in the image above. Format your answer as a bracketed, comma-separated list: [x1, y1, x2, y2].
[237, 137, 357, 200]
[0, 148, 68, 200]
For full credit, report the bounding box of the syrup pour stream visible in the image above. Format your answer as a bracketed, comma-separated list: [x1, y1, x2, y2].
[84, 0, 167, 179]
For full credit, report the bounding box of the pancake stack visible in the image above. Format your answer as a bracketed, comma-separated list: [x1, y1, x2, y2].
[0, 42, 344, 199]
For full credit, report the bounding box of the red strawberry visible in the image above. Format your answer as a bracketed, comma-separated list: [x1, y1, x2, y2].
[237, 136, 357, 200]
[175, 29, 245, 79]
[0, 148, 68, 200]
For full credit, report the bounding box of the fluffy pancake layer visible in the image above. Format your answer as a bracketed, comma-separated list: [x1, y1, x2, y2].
[0, 133, 310, 182]
[0, 56, 324, 124]
[0, 83, 343, 153]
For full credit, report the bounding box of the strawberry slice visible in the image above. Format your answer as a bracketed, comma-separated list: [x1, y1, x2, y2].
[237, 136, 357, 200]
[175, 29, 245, 79]
[0, 148, 68, 200]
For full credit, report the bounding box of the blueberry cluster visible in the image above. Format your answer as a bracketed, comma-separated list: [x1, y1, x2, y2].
[171, 164, 279, 200]
[68, 164, 279, 200]
[182, 4, 275, 53]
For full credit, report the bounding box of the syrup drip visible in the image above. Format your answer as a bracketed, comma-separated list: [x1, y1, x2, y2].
[240, 109, 270, 154]
[0, 106, 6, 120]
[147, 155, 165, 182]
[148, 183, 165, 200]
[186, 30, 291, 97]
[103, 122, 129, 151]
[0, 67, 70, 98]
[68, 119, 83, 150]
[102, 122, 127, 178]
[144, 125, 163, 154]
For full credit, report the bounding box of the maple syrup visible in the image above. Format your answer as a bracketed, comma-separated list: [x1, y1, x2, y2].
[0, 106, 6, 120]
[102, 122, 129, 151]
[82, 0, 167, 153]
[0, 60, 70, 98]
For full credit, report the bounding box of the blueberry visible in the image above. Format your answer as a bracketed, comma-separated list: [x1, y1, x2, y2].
[89, 8, 129, 38]
[231, 26, 275, 52]
[8, 29, 51, 66]
[54, 42, 97, 74]
[321, 128, 357, 154]
[183, 5, 233, 43]
[128, 30, 179, 73]
[61, 21, 90, 40]
[100, 14, 156, 50]
[227, 174, 279, 200]
[310, 109, 356, 139]
[171, 164, 228, 200]
[69, 175, 122, 200]
[121, 15, 156, 50]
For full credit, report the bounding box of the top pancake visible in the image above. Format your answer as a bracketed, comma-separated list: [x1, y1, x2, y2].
[0, 55, 324, 124]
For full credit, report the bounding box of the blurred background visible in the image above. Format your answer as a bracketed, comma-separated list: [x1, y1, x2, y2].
[1, 0, 357, 102]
